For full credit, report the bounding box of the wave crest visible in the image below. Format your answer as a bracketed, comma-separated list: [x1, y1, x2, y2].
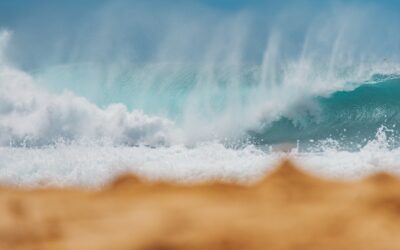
[0, 32, 179, 147]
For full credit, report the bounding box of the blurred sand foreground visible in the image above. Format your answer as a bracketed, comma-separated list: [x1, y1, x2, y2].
[1, 160, 400, 250]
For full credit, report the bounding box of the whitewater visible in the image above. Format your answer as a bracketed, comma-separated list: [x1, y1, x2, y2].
[1, 1, 400, 187]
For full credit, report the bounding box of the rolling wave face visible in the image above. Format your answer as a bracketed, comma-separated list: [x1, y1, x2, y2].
[250, 76, 400, 148]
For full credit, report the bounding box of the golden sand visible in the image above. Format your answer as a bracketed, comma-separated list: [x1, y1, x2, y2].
[1, 160, 400, 250]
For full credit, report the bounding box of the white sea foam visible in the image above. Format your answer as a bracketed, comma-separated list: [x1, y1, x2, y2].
[0, 143, 273, 187]
[1, 128, 400, 187]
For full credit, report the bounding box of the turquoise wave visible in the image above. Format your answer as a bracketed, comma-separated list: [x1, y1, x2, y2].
[250, 75, 400, 146]
[34, 64, 400, 147]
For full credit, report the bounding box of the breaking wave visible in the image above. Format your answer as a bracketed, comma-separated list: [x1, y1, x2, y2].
[1, 28, 400, 148]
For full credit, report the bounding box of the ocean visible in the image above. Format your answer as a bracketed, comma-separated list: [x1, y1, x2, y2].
[1, 0, 400, 187]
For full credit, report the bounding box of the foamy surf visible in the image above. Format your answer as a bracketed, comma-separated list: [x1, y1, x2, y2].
[1, 127, 399, 187]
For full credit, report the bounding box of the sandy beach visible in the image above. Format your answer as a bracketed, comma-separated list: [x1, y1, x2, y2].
[1, 160, 400, 250]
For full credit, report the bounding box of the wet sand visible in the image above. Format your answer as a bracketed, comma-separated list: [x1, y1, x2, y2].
[1, 160, 400, 250]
